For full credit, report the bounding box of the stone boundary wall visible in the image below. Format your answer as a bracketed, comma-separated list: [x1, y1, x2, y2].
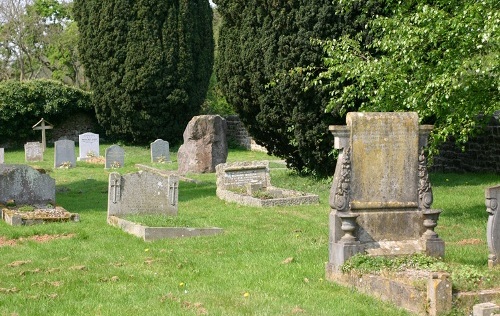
[431, 116, 500, 173]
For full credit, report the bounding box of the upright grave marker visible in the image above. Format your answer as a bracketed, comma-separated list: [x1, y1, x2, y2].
[486, 184, 500, 268]
[32, 118, 53, 151]
[326, 112, 444, 275]
[54, 139, 76, 168]
[0, 148, 4, 164]
[150, 139, 170, 163]
[78, 132, 100, 161]
[105, 145, 125, 169]
[24, 142, 43, 162]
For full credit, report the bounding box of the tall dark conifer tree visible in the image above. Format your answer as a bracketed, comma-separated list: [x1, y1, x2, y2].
[74, 0, 214, 143]
[215, 1, 383, 176]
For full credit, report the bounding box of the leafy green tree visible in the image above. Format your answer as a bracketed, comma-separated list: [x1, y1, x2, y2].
[215, 0, 385, 176]
[311, 0, 499, 150]
[74, 0, 214, 143]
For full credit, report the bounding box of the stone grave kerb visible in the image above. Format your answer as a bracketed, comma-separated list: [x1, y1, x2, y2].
[486, 184, 500, 268]
[326, 112, 444, 275]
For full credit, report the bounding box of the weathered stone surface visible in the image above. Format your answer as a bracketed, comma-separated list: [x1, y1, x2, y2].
[0, 148, 4, 164]
[327, 112, 444, 273]
[0, 164, 55, 205]
[486, 184, 500, 268]
[54, 139, 76, 168]
[177, 115, 227, 174]
[107, 170, 179, 217]
[216, 161, 319, 207]
[105, 145, 125, 169]
[150, 139, 170, 163]
[78, 132, 99, 160]
[473, 302, 500, 316]
[108, 216, 223, 241]
[24, 142, 43, 162]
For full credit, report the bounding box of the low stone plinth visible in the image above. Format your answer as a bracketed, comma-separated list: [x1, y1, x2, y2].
[108, 216, 223, 241]
[2, 206, 79, 226]
[217, 187, 319, 207]
[326, 267, 452, 316]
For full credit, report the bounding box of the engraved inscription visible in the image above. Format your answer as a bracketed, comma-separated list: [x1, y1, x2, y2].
[224, 168, 267, 187]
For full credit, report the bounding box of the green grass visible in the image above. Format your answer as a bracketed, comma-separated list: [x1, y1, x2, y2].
[0, 144, 498, 315]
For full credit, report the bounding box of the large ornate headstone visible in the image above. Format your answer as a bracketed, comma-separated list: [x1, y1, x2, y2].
[150, 139, 170, 163]
[54, 139, 76, 168]
[486, 184, 500, 268]
[78, 132, 99, 161]
[326, 112, 444, 275]
[24, 142, 43, 162]
[105, 145, 125, 169]
[177, 115, 228, 174]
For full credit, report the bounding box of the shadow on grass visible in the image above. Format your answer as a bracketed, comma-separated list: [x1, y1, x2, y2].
[55, 178, 108, 213]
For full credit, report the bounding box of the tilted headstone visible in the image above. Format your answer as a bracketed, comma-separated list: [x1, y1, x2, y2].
[326, 112, 444, 275]
[107, 170, 179, 217]
[150, 139, 170, 163]
[54, 139, 76, 168]
[177, 115, 228, 174]
[486, 184, 500, 268]
[0, 164, 55, 205]
[78, 132, 100, 161]
[24, 142, 43, 162]
[0, 148, 4, 164]
[105, 145, 125, 169]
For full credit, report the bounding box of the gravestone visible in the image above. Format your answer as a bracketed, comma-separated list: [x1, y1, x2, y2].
[326, 112, 444, 275]
[54, 139, 76, 168]
[32, 118, 53, 151]
[24, 142, 43, 162]
[78, 132, 99, 161]
[486, 184, 500, 268]
[0, 164, 55, 205]
[177, 115, 228, 174]
[216, 161, 319, 207]
[107, 170, 179, 217]
[150, 139, 170, 163]
[105, 145, 125, 169]
[0, 148, 4, 163]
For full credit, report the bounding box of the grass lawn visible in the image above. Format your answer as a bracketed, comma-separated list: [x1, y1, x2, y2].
[0, 145, 498, 315]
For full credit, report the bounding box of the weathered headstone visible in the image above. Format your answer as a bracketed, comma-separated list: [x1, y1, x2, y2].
[177, 115, 228, 174]
[0, 148, 4, 164]
[150, 139, 170, 163]
[216, 161, 319, 207]
[486, 184, 500, 268]
[24, 142, 43, 162]
[0, 164, 55, 205]
[105, 145, 125, 169]
[78, 132, 100, 161]
[107, 170, 179, 217]
[54, 139, 76, 168]
[326, 112, 444, 275]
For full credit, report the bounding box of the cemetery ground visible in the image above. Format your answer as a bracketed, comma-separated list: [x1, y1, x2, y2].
[0, 145, 499, 315]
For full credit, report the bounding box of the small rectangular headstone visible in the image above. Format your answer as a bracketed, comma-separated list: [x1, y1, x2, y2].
[105, 145, 125, 169]
[107, 170, 179, 217]
[78, 132, 99, 160]
[150, 139, 170, 163]
[24, 142, 43, 162]
[0, 148, 4, 164]
[216, 161, 271, 191]
[54, 139, 76, 168]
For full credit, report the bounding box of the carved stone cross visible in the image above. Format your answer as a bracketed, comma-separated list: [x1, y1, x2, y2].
[32, 118, 53, 151]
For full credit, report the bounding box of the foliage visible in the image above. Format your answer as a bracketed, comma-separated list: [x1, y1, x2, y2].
[215, 0, 386, 177]
[0, 0, 81, 84]
[74, 0, 214, 144]
[0, 79, 92, 144]
[310, 0, 499, 151]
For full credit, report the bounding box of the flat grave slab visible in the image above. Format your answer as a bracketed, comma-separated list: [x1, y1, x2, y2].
[215, 161, 319, 207]
[1, 205, 79, 226]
